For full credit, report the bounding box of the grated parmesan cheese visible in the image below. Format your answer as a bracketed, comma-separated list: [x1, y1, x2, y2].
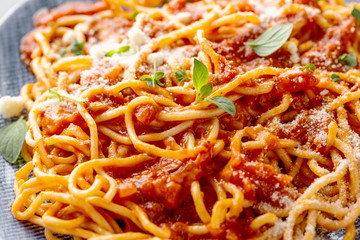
[0, 96, 25, 118]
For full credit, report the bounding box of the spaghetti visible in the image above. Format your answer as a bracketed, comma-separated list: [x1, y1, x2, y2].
[10, 0, 360, 239]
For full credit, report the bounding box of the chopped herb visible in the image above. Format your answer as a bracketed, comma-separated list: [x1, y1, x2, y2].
[48, 89, 84, 103]
[174, 68, 189, 84]
[352, 7, 360, 24]
[192, 59, 236, 116]
[59, 48, 67, 57]
[193, 59, 209, 102]
[331, 74, 340, 82]
[244, 24, 293, 57]
[140, 62, 165, 87]
[0, 116, 27, 164]
[300, 63, 315, 71]
[70, 38, 84, 56]
[132, 11, 139, 20]
[338, 53, 357, 67]
[105, 46, 131, 57]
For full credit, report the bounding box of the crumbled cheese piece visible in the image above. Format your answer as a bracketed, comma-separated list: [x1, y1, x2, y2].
[287, 42, 300, 64]
[74, 22, 89, 33]
[0, 96, 24, 118]
[147, 52, 165, 66]
[128, 27, 150, 50]
[176, 12, 192, 25]
[62, 30, 75, 45]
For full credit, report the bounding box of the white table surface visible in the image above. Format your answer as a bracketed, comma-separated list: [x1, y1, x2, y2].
[0, 0, 24, 20]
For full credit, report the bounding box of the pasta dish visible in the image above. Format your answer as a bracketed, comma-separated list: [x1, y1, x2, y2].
[6, 0, 360, 239]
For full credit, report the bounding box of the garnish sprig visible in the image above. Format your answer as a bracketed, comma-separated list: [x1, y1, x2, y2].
[140, 61, 165, 87]
[70, 38, 85, 55]
[59, 38, 85, 57]
[174, 68, 189, 84]
[192, 59, 236, 117]
[244, 24, 293, 57]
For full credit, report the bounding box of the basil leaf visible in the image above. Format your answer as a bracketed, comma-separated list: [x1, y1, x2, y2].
[0, 117, 27, 164]
[338, 53, 357, 67]
[300, 63, 315, 71]
[207, 96, 236, 117]
[105, 46, 131, 57]
[59, 48, 67, 57]
[331, 74, 340, 82]
[139, 75, 152, 81]
[193, 59, 209, 92]
[105, 50, 116, 57]
[132, 11, 139, 20]
[244, 24, 293, 57]
[146, 79, 155, 87]
[48, 89, 84, 103]
[140, 72, 164, 87]
[174, 68, 188, 83]
[200, 84, 213, 98]
[70, 38, 85, 55]
[154, 78, 164, 86]
[153, 72, 165, 81]
[352, 7, 360, 24]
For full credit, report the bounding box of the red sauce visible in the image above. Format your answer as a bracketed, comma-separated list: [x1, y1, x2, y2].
[41, 102, 85, 135]
[33, 1, 108, 26]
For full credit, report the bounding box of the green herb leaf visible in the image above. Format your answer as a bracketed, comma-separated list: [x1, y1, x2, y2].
[132, 11, 139, 20]
[200, 84, 213, 98]
[0, 117, 27, 164]
[331, 74, 340, 82]
[352, 7, 360, 24]
[153, 72, 165, 81]
[191, 58, 237, 116]
[139, 64, 165, 88]
[244, 24, 293, 57]
[300, 63, 315, 71]
[70, 38, 85, 56]
[105, 45, 131, 57]
[48, 89, 84, 103]
[338, 53, 357, 67]
[193, 59, 209, 92]
[207, 96, 236, 117]
[59, 48, 67, 57]
[139, 75, 152, 81]
[174, 68, 188, 83]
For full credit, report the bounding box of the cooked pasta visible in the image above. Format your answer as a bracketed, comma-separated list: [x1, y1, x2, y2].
[9, 0, 360, 239]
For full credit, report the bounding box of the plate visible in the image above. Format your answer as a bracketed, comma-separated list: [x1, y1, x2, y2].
[0, 0, 358, 239]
